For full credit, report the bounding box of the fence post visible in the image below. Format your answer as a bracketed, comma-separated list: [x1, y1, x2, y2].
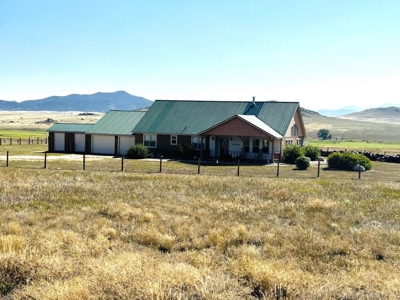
[159, 156, 163, 173]
[276, 161, 280, 177]
[10, 138, 12, 145]
[83, 154, 86, 170]
[358, 164, 361, 179]
[317, 161, 320, 178]
[121, 156, 124, 172]
[44, 153, 47, 169]
[29, 137, 31, 145]
[0, 138, 1, 146]
[6, 151, 9, 167]
[237, 159, 240, 176]
[198, 158, 201, 174]
[37, 137, 39, 144]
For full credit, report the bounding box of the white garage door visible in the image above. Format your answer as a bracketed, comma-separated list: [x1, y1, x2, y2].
[92, 135, 115, 155]
[75, 134, 86, 152]
[54, 133, 65, 151]
[119, 136, 135, 155]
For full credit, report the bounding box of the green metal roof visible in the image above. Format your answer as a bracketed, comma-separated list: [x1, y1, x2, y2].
[133, 100, 299, 136]
[48, 123, 94, 133]
[86, 110, 146, 135]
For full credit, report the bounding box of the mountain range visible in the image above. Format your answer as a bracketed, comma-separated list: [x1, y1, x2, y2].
[0, 91, 153, 112]
[316, 103, 400, 117]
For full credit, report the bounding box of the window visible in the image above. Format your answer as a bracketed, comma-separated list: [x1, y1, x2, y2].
[171, 135, 177, 145]
[286, 139, 293, 145]
[253, 139, 260, 153]
[144, 134, 157, 148]
[192, 136, 205, 150]
[262, 139, 270, 153]
[296, 138, 302, 146]
[291, 124, 299, 136]
[244, 139, 250, 153]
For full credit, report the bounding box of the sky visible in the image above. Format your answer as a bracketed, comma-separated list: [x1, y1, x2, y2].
[1, 1, 399, 110]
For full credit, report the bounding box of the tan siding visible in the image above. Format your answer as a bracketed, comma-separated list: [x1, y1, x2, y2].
[205, 118, 271, 138]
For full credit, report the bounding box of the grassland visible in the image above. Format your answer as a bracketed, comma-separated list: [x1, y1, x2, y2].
[1, 143, 400, 299]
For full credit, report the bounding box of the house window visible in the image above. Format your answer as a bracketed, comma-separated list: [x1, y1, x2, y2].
[192, 136, 205, 150]
[286, 139, 293, 145]
[144, 134, 157, 148]
[171, 135, 177, 145]
[296, 138, 302, 146]
[262, 139, 270, 153]
[291, 124, 299, 136]
[244, 139, 250, 152]
[253, 139, 260, 153]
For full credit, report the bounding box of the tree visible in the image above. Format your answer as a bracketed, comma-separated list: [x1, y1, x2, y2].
[317, 129, 332, 140]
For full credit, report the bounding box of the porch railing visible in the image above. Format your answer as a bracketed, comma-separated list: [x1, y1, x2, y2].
[227, 151, 271, 162]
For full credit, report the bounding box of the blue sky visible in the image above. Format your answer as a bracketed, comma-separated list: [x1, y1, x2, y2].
[1, 1, 399, 110]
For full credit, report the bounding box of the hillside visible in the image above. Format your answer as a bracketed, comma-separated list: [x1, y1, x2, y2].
[336, 106, 400, 124]
[301, 107, 400, 142]
[0, 91, 153, 112]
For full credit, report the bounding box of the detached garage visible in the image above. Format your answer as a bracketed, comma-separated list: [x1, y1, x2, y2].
[48, 124, 94, 153]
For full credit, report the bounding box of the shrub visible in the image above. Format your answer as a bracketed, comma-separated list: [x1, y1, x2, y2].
[303, 145, 320, 161]
[125, 144, 149, 159]
[296, 156, 310, 170]
[327, 152, 372, 171]
[282, 145, 303, 164]
[173, 144, 195, 159]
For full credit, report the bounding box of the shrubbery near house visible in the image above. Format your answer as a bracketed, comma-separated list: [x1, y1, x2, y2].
[296, 156, 311, 170]
[125, 144, 149, 159]
[282, 145, 304, 164]
[327, 152, 372, 170]
[173, 144, 195, 159]
[283, 144, 321, 164]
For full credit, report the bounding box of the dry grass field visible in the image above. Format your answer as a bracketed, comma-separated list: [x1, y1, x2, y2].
[1, 144, 400, 299]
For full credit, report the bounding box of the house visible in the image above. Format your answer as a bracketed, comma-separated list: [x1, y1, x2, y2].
[47, 99, 306, 162]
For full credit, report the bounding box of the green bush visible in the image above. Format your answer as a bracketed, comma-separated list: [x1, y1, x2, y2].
[303, 145, 320, 161]
[327, 152, 372, 171]
[125, 144, 149, 159]
[296, 156, 310, 170]
[282, 145, 303, 164]
[173, 144, 195, 159]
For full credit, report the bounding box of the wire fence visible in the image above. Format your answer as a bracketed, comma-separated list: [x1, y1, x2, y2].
[0, 137, 48, 146]
[1, 151, 399, 182]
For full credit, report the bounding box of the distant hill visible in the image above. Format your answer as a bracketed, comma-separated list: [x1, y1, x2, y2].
[0, 91, 153, 112]
[337, 106, 400, 125]
[300, 107, 400, 142]
[316, 105, 363, 117]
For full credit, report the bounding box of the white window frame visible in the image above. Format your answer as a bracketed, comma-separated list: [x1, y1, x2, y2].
[192, 136, 205, 150]
[170, 135, 177, 145]
[143, 134, 157, 148]
[296, 138, 302, 146]
[286, 139, 293, 145]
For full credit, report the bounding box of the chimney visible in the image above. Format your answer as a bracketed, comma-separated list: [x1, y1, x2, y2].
[252, 96, 255, 105]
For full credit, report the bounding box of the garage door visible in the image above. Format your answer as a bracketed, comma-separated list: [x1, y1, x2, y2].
[92, 135, 115, 155]
[54, 133, 65, 152]
[75, 134, 85, 152]
[119, 136, 135, 155]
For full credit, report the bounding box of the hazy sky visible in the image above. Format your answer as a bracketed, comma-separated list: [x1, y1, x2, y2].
[1, 1, 399, 110]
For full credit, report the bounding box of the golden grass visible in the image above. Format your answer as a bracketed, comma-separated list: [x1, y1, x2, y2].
[1, 165, 400, 299]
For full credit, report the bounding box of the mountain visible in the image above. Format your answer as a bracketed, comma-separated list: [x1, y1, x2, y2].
[337, 106, 400, 125]
[300, 106, 400, 142]
[0, 91, 153, 112]
[316, 106, 363, 117]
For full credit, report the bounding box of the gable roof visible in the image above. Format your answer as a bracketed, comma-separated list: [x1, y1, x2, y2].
[48, 123, 94, 133]
[133, 100, 299, 136]
[86, 110, 146, 135]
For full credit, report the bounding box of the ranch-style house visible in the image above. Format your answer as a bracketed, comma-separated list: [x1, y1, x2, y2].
[48, 98, 306, 162]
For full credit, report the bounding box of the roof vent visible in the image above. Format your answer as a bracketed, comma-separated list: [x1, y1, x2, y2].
[252, 96, 255, 105]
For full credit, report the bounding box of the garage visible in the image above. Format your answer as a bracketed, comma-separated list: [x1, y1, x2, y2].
[119, 136, 135, 155]
[92, 135, 115, 155]
[54, 133, 65, 151]
[75, 133, 86, 152]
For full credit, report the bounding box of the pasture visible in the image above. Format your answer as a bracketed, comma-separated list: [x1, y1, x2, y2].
[1, 142, 400, 299]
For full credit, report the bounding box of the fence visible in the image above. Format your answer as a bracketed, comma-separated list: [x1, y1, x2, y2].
[0, 137, 48, 146]
[2, 151, 398, 182]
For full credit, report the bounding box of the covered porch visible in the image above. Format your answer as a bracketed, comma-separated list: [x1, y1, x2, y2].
[199, 114, 283, 163]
